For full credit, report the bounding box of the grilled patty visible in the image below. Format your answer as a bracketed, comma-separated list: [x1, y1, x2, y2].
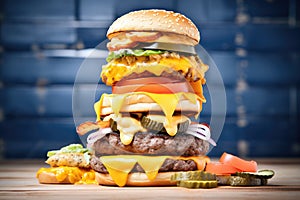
[93, 132, 209, 156]
[90, 155, 197, 173]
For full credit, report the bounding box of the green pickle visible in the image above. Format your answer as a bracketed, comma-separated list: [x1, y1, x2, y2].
[171, 171, 216, 182]
[141, 116, 164, 132]
[177, 120, 190, 133]
[141, 116, 190, 133]
[235, 169, 275, 179]
[109, 119, 119, 132]
[216, 175, 231, 185]
[171, 171, 218, 189]
[234, 169, 274, 186]
[178, 180, 218, 189]
[229, 176, 261, 186]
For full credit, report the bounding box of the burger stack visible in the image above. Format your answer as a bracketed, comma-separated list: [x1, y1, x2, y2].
[78, 9, 216, 186]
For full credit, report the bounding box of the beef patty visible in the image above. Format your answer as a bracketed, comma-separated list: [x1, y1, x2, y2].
[90, 155, 197, 173]
[93, 132, 209, 156]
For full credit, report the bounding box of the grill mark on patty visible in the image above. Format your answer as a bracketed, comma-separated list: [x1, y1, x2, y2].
[93, 132, 209, 156]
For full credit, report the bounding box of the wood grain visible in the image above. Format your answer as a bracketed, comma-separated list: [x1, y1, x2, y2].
[0, 159, 299, 200]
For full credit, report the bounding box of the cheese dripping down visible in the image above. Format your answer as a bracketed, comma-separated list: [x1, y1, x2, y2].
[100, 155, 210, 186]
[95, 92, 204, 143]
[103, 114, 146, 145]
[101, 57, 208, 95]
[103, 114, 191, 145]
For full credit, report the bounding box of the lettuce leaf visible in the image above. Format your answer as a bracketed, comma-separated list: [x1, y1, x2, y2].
[47, 144, 89, 157]
[106, 49, 164, 62]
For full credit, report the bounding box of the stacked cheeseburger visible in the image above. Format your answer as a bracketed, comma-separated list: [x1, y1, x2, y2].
[79, 9, 216, 186]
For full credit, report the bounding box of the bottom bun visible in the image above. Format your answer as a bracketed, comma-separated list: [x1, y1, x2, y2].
[37, 171, 71, 184]
[95, 172, 177, 186]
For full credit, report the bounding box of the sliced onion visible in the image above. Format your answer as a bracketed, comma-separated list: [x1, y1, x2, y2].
[188, 124, 210, 139]
[186, 124, 216, 146]
[189, 124, 210, 133]
[208, 138, 217, 146]
[186, 130, 207, 141]
[87, 128, 112, 148]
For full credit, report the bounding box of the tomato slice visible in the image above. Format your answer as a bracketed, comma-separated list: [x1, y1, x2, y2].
[205, 152, 258, 175]
[112, 77, 194, 94]
[219, 152, 258, 172]
[116, 77, 182, 85]
[112, 82, 193, 94]
[205, 162, 241, 175]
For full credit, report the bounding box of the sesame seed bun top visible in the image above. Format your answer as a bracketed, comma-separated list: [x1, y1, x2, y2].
[107, 9, 200, 45]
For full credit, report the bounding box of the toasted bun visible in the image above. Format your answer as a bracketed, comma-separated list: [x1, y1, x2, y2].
[95, 172, 176, 186]
[100, 93, 202, 116]
[37, 171, 72, 184]
[107, 9, 200, 44]
[101, 101, 201, 116]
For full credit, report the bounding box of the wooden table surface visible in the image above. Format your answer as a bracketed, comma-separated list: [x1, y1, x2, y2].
[0, 159, 300, 200]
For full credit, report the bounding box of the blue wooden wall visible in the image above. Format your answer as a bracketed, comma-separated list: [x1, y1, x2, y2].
[0, 0, 299, 159]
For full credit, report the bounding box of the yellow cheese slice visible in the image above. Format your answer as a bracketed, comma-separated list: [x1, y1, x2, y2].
[99, 155, 210, 186]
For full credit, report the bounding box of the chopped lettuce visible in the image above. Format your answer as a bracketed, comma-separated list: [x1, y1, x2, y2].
[47, 144, 89, 157]
[106, 49, 164, 62]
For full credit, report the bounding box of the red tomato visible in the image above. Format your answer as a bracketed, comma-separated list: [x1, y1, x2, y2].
[112, 77, 194, 94]
[219, 152, 258, 172]
[205, 162, 241, 175]
[115, 77, 181, 85]
[205, 153, 258, 175]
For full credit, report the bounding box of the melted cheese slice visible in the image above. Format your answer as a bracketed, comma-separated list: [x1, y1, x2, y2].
[100, 156, 138, 187]
[104, 114, 146, 145]
[189, 79, 205, 100]
[99, 155, 210, 187]
[95, 92, 203, 124]
[36, 167, 97, 185]
[101, 56, 208, 98]
[95, 92, 203, 143]
[102, 57, 192, 86]
[104, 114, 190, 145]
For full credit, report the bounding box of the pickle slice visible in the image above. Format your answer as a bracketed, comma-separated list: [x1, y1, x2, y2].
[109, 119, 119, 132]
[216, 175, 231, 185]
[141, 116, 190, 133]
[171, 171, 216, 182]
[261, 179, 268, 186]
[178, 180, 218, 189]
[141, 116, 164, 132]
[229, 176, 261, 186]
[235, 169, 275, 179]
[177, 120, 190, 133]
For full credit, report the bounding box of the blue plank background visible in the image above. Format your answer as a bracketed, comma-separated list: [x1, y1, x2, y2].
[115, 0, 175, 17]
[79, 0, 114, 21]
[4, 0, 75, 20]
[1, 23, 77, 48]
[0, 0, 299, 158]
[0, 52, 107, 85]
[242, 25, 300, 51]
[0, 118, 80, 158]
[243, 0, 289, 18]
[245, 52, 300, 85]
